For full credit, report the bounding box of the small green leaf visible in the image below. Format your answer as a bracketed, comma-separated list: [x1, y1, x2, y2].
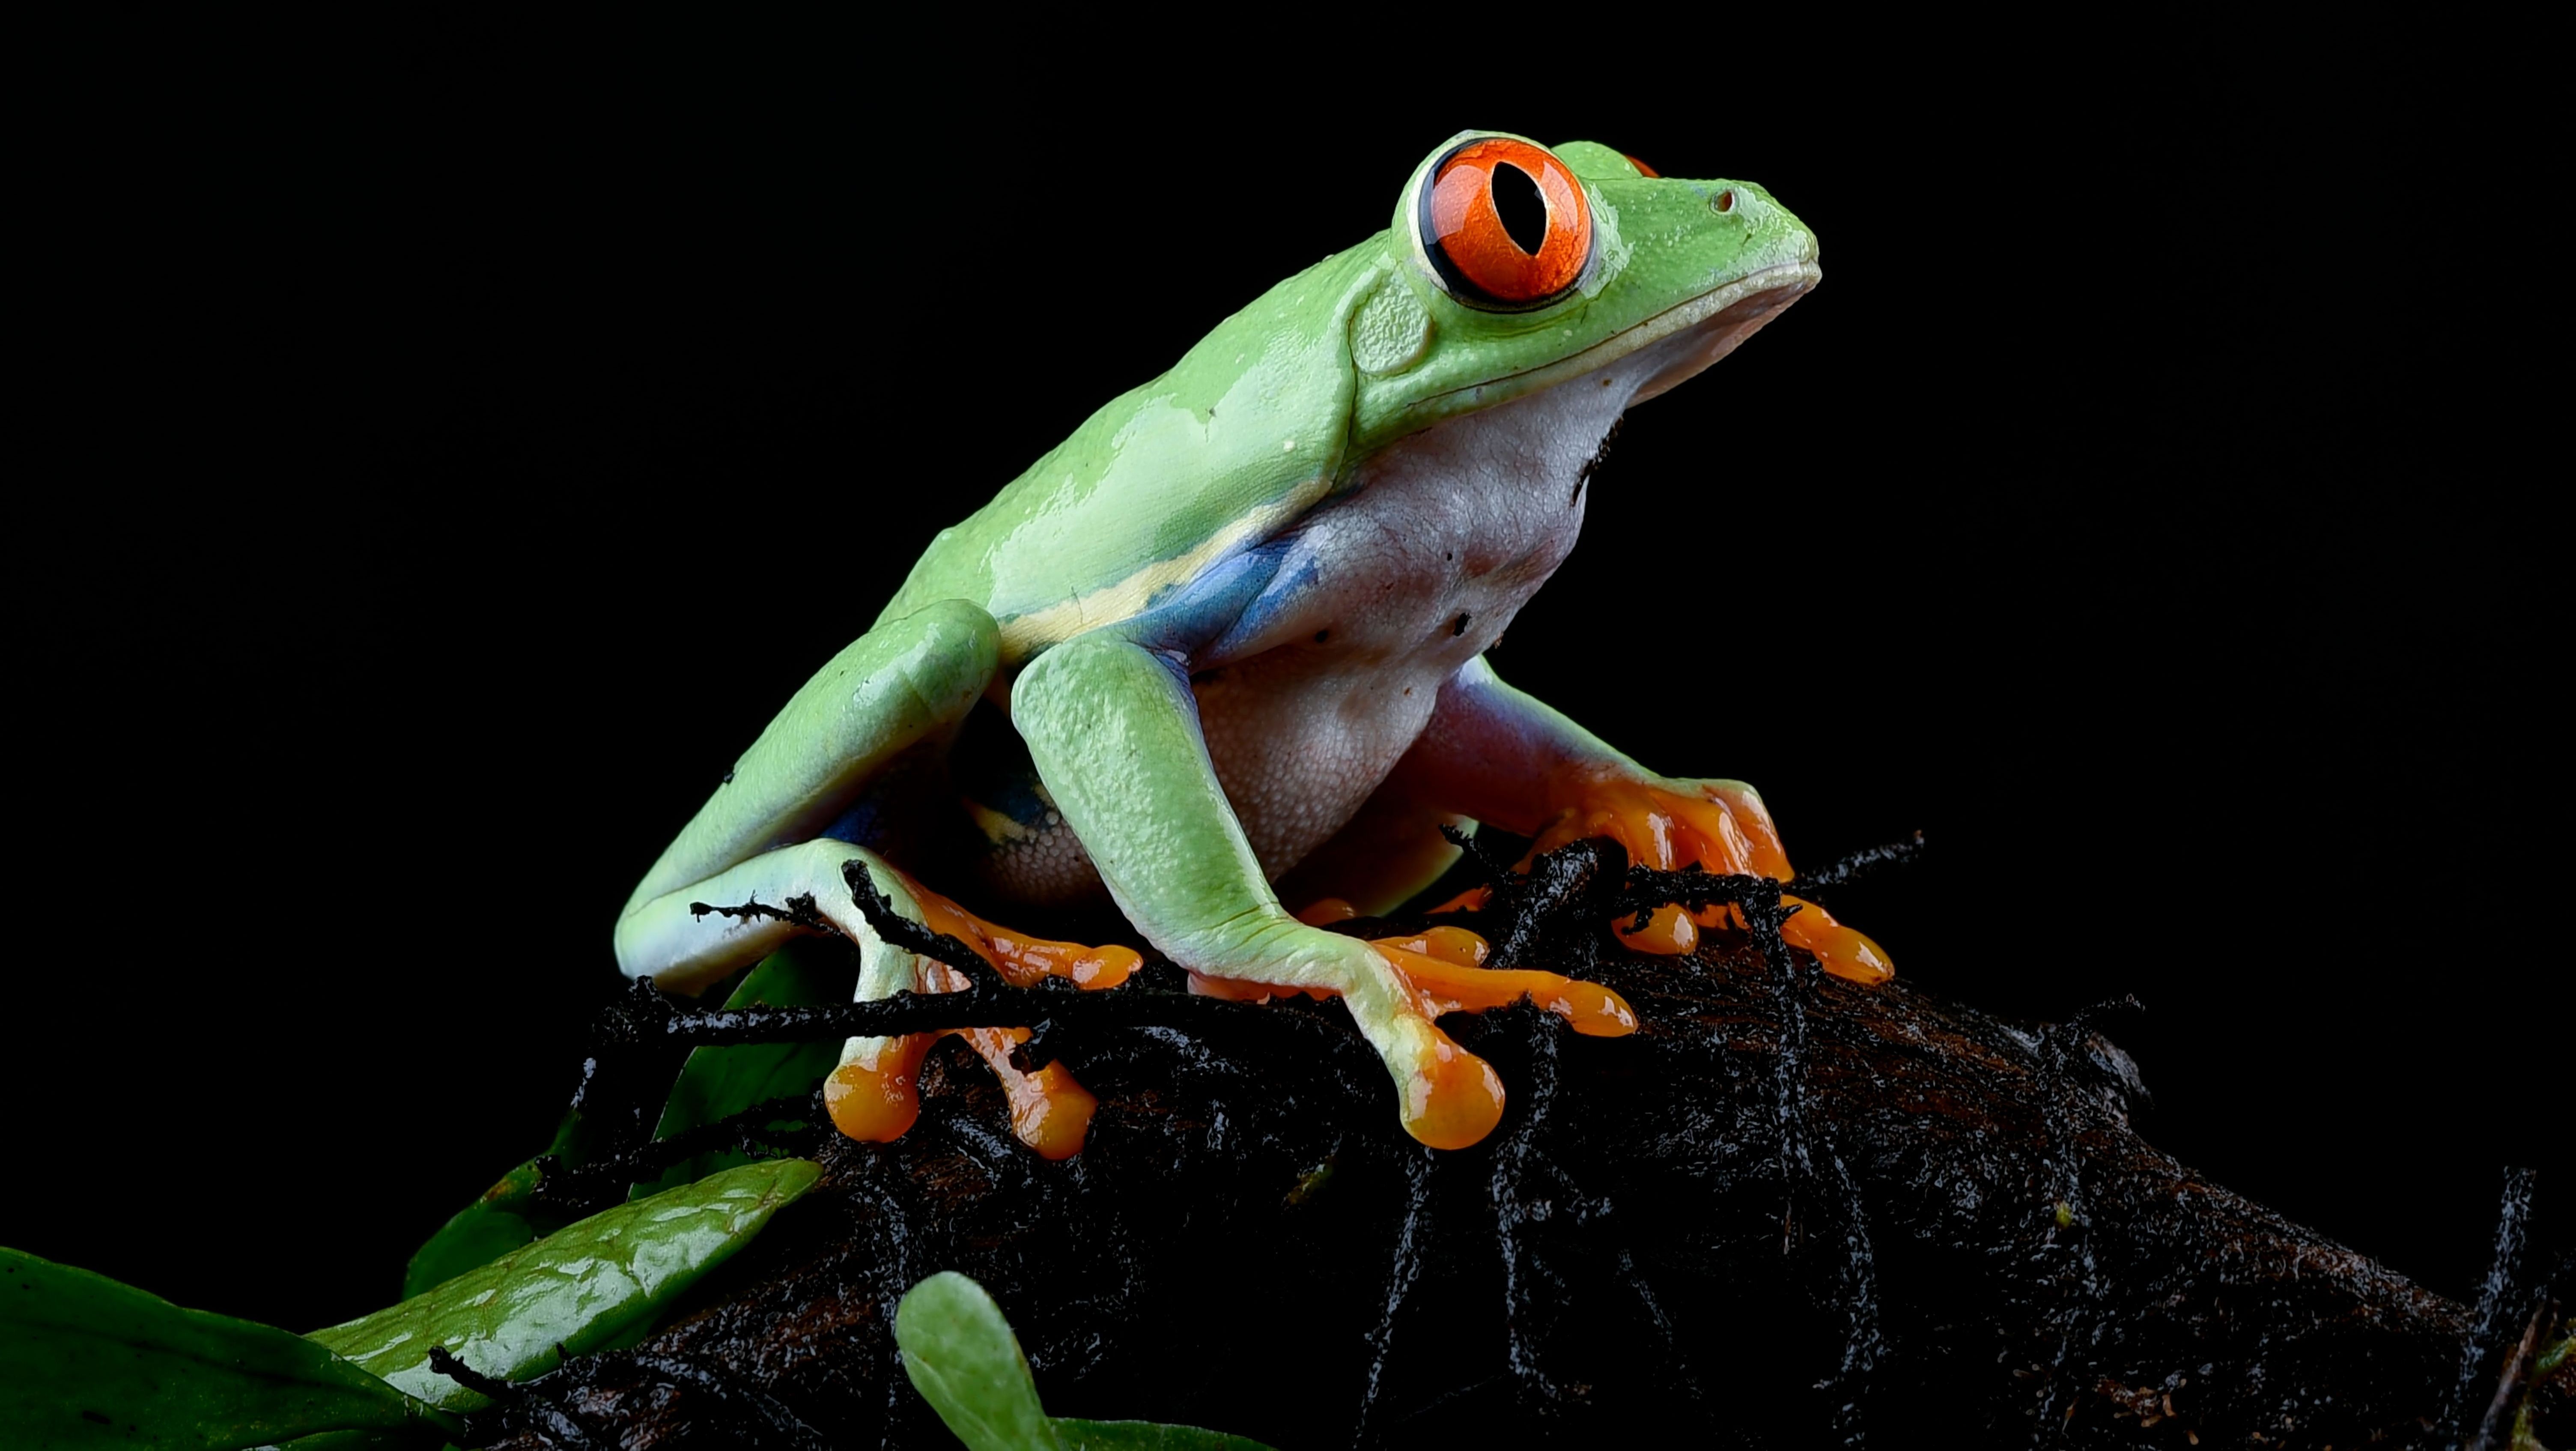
[634, 939, 854, 1199]
[0, 1247, 465, 1450]
[312, 1157, 820, 1410]
[1052, 1419, 1278, 1450]
[401, 1104, 605, 1299]
[400, 1159, 552, 1301]
[408, 942, 850, 1294]
[892, 1273, 1276, 1451]
[894, 1272, 1062, 1451]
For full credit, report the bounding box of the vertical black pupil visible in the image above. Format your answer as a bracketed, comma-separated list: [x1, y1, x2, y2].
[1492, 162, 1549, 256]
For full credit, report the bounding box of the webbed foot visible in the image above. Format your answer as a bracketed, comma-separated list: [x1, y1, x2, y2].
[1523, 764, 1893, 984]
[1194, 917, 1634, 1149]
[823, 868, 1139, 1160]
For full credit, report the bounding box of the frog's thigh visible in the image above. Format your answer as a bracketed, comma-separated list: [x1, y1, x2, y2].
[1393, 656, 1634, 835]
[615, 839, 927, 1000]
[1010, 634, 1429, 1058]
[1271, 766, 1471, 919]
[616, 599, 998, 994]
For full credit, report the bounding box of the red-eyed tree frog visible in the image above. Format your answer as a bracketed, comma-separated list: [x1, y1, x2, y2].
[615, 133, 1890, 1159]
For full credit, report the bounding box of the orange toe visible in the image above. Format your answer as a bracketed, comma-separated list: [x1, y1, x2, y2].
[1780, 895, 1895, 985]
[1373, 938, 1638, 1038]
[1399, 1030, 1507, 1150]
[827, 877, 1131, 1157]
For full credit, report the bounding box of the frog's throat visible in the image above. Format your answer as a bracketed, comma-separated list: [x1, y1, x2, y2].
[1426, 260, 1822, 414]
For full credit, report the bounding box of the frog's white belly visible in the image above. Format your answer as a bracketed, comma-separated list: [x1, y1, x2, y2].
[1191, 371, 1634, 874]
[970, 342, 1668, 905]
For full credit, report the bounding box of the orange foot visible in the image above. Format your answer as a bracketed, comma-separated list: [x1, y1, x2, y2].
[1522, 764, 1894, 985]
[1206, 913, 1637, 1149]
[824, 878, 1141, 1160]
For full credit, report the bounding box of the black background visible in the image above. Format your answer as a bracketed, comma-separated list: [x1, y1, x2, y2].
[16, 15, 2561, 1342]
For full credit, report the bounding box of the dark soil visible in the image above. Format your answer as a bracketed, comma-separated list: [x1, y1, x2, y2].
[468, 842, 2567, 1449]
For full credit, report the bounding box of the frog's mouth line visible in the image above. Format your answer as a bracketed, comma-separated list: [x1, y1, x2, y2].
[1628, 261, 1823, 404]
[1427, 260, 1823, 412]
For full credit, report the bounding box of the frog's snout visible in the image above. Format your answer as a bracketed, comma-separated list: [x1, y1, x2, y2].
[1700, 181, 1817, 267]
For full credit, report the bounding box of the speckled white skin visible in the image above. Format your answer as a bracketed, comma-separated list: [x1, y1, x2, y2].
[972, 315, 1718, 906]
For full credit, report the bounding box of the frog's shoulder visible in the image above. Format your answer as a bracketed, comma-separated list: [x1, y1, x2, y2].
[878, 243, 1400, 663]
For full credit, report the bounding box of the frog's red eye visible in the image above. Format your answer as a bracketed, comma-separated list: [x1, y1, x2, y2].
[1417, 137, 1592, 311]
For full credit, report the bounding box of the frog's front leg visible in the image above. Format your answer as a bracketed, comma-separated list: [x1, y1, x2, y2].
[1392, 657, 1894, 983]
[1012, 632, 1634, 1150]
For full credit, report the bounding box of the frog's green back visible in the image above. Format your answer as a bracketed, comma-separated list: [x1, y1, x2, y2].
[877, 245, 1384, 663]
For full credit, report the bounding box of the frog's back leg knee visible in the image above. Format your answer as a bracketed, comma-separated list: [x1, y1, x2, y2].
[616, 600, 997, 991]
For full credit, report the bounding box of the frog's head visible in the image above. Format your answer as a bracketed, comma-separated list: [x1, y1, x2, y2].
[1347, 132, 1819, 450]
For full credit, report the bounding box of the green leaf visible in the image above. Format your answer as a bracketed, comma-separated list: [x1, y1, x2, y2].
[0, 1246, 465, 1450]
[1051, 1419, 1278, 1450]
[406, 941, 849, 1295]
[894, 1272, 1062, 1451]
[312, 1157, 821, 1411]
[633, 939, 854, 1200]
[400, 1159, 552, 1302]
[400, 1104, 604, 1300]
[893, 1273, 1279, 1451]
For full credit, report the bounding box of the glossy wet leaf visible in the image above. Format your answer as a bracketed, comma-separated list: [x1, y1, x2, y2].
[634, 939, 853, 1199]
[401, 1105, 601, 1299]
[0, 1247, 465, 1450]
[401, 1159, 551, 1301]
[407, 943, 848, 1293]
[894, 1272, 1277, 1451]
[312, 1157, 820, 1410]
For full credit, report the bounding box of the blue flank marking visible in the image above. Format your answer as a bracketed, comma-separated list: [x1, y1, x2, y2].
[971, 763, 1056, 832]
[1118, 537, 1306, 661]
[1199, 551, 1320, 661]
[945, 698, 1058, 834]
[820, 794, 888, 848]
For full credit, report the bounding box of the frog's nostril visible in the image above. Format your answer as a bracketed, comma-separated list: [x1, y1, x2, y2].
[1712, 188, 1736, 215]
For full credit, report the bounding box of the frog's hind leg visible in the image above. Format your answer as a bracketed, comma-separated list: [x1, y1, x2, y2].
[1398, 655, 1896, 982]
[631, 833, 1136, 1159]
[608, 601, 1124, 1158]
[614, 598, 1002, 994]
[822, 864, 1140, 1160]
